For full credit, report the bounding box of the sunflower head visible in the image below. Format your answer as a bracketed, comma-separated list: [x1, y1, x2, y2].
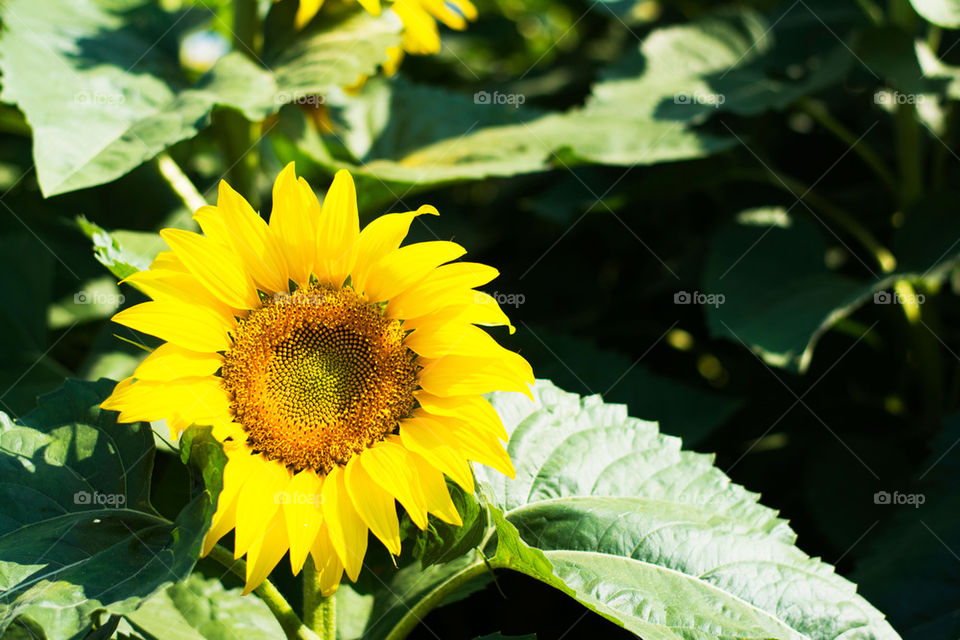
[101, 163, 532, 595]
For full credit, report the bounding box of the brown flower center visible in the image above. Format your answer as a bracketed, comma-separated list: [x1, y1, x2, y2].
[222, 284, 418, 473]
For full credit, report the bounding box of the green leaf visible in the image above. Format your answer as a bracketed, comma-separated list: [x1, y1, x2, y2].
[702, 207, 883, 372]
[703, 205, 960, 372]
[359, 381, 899, 639]
[0, 380, 226, 639]
[277, 76, 732, 200]
[0, 0, 400, 196]
[587, 6, 852, 122]
[410, 482, 488, 570]
[0, 232, 64, 416]
[122, 573, 284, 640]
[78, 216, 164, 281]
[909, 0, 960, 28]
[47, 276, 125, 329]
[472, 381, 900, 639]
[854, 415, 960, 638]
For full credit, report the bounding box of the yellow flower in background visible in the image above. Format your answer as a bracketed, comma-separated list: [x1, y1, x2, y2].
[101, 164, 532, 594]
[291, 0, 477, 55]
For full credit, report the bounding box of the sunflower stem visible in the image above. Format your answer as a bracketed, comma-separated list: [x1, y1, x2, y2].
[156, 152, 207, 212]
[208, 545, 320, 640]
[303, 557, 336, 639]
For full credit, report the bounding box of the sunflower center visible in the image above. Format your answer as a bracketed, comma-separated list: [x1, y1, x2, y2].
[222, 284, 418, 473]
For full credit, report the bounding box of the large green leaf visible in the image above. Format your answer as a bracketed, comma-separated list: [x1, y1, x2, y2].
[0, 380, 226, 639]
[275, 76, 733, 200]
[0, 0, 400, 196]
[702, 208, 884, 372]
[588, 7, 852, 122]
[854, 416, 960, 639]
[353, 381, 899, 639]
[122, 573, 284, 640]
[703, 206, 960, 372]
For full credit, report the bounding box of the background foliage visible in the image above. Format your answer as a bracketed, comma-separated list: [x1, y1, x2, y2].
[1, 0, 959, 637]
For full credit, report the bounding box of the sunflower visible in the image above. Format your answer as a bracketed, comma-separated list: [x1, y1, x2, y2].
[101, 164, 532, 595]
[291, 0, 476, 55]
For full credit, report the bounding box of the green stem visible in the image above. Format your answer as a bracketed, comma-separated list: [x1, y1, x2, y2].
[932, 102, 953, 190]
[208, 545, 320, 640]
[302, 557, 336, 639]
[384, 559, 491, 640]
[889, 0, 924, 208]
[731, 168, 897, 273]
[156, 152, 207, 211]
[893, 281, 943, 421]
[795, 97, 898, 195]
[895, 100, 924, 207]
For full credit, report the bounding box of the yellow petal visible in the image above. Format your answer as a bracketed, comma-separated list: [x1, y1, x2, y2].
[160, 228, 260, 310]
[122, 269, 238, 323]
[111, 300, 233, 353]
[309, 524, 345, 596]
[418, 353, 534, 399]
[393, 0, 441, 54]
[443, 417, 515, 478]
[321, 465, 368, 581]
[269, 162, 318, 287]
[100, 376, 229, 436]
[133, 343, 222, 381]
[405, 322, 507, 359]
[399, 414, 474, 493]
[399, 291, 513, 333]
[234, 456, 292, 558]
[203, 442, 253, 556]
[282, 469, 325, 574]
[294, 0, 325, 29]
[383, 46, 404, 76]
[315, 170, 359, 287]
[419, 0, 470, 29]
[243, 509, 289, 595]
[194, 181, 290, 294]
[344, 457, 402, 556]
[408, 449, 461, 525]
[356, 0, 381, 16]
[351, 205, 437, 294]
[387, 262, 498, 318]
[414, 392, 507, 441]
[149, 250, 187, 272]
[363, 240, 465, 303]
[360, 440, 429, 529]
